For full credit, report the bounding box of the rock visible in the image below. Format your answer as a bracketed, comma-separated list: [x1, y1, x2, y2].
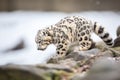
[58, 59, 78, 68]
[65, 52, 87, 61]
[113, 36, 120, 47]
[113, 25, 120, 47]
[65, 48, 101, 61]
[36, 64, 73, 72]
[66, 41, 96, 56]
[4, 39, 25, 52]
[102, 47, 120, 57]
[82, 57, 120, 80]
[116, 26, 120, 37]
[1, 40, 120, 80]
[48, 48, 100, 63]
[71, 72, 87, 80]
[95, 41, 107, 51]
[115, 57, 120, 62]
[96, 41, 120, 57]
[99, 50, 113, 57]
[0, 64, 47, 80]
[0, 64, 74, 80]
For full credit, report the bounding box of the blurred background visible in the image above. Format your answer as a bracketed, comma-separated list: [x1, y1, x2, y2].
[0, 0, 120, 65]
[0, 0, 120, 12]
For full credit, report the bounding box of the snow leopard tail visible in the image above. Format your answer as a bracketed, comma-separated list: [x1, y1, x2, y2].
[93, 22, 114, 47]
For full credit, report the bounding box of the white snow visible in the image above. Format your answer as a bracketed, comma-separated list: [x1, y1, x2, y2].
[0, 11, 120, 65]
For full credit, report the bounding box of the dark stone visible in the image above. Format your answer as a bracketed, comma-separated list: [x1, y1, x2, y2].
[113, 36, 120, 47]
[65, 52, 86, 61]
[65, 48, 100, 61]
[4, 39, 25, 53]
[116, 26, 120, 37]
[114, 26, 120, 47]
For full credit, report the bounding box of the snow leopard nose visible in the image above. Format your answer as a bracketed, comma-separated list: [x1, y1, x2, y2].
[37, 44, 41, 50]
[37, 46, 46, 50]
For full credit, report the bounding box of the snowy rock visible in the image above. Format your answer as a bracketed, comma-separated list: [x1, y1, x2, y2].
[82, 57, 120, 80]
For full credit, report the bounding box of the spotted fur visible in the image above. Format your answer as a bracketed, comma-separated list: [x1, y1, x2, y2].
[35, 16, 114, 59]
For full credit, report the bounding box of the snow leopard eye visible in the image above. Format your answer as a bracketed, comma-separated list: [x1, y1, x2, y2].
[38, 41, 41, 43]
[42, 32, 45, 35]
[39, 40, 43, 43]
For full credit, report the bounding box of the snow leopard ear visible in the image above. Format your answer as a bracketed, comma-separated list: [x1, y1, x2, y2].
[46, 30, 53, 36]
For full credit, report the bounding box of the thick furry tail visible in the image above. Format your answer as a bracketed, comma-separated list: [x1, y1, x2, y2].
[93, 22, 114, 47]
